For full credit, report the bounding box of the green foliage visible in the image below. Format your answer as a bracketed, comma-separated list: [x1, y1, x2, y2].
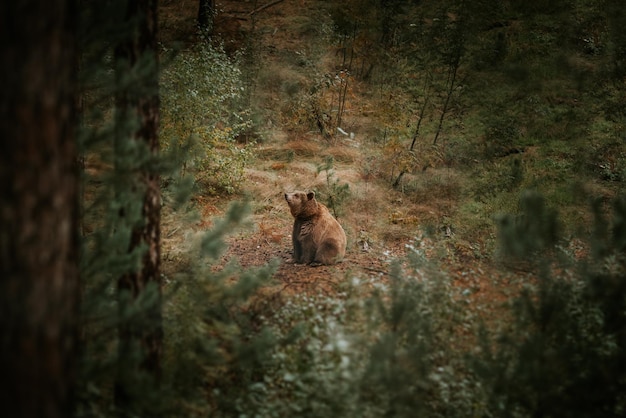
[483, 115, 522, 159]
[160, 41, 253, 194]
[475, 193, 626, 418]
[80, 169, 279, 418]
[315, 156, 351, 218]
[496, 190, 561, 262]
[77, 10, 271, 417]
[210, 236, 487, 418]
[229, 291, 361, 417]
[605, 0, 626, 79]
[509, 0, 571, 15]
[174, 193, 626, 418]
[472, 159, 524, 205]
[358, 254, 483, 418]
[77, 2, 173, 413]
[163, 201, 280, 417]
[284, 70, 354, 139]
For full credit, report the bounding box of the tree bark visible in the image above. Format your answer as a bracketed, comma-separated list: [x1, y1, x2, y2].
[198, 0, 215, 34]
[0, 1, 80, 417]
[113, 0, 163, 413]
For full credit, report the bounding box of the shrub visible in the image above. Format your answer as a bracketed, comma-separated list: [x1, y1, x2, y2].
[162, 201, 280, 417]
[160, 41, 253, 194]
[475, 192, 626, 418]
[483, 115, 522, 159]
[218, 235, 488, 418]
[316, 156, 351, 218]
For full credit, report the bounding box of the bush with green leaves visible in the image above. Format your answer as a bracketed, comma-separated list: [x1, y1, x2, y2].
[216, 234, 488, 418]
[355, 248, 487, 418]
[482, 115, 522, 159]
[233, 290, 362, 417]
[316, 156, 351, 219]
[161, 201, 280, 417]
[160, 41, 253, 194]
[211, 192, 626, 418]
[474, 192, 626, 418]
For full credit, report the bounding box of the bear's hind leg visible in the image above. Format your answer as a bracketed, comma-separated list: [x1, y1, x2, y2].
[313, 240, 341, 265]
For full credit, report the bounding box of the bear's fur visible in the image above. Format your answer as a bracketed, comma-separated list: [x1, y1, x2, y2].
[284, 190, 347, 265]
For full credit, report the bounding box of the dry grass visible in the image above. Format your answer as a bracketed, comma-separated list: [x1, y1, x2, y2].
[256, 64, 309, 99]
[322, 143, 361, 163]
[285, 139, 324, 156]
[257, 138, 323, 160]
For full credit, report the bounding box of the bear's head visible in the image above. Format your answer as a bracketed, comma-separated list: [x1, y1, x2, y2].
[284, 190, 318, 219]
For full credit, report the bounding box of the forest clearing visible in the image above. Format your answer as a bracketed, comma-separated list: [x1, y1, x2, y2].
[2, 0, 626, 417]
[160, 0, 537, 307]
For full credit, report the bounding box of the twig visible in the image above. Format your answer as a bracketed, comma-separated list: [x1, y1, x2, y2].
[361, 266, 389, 276]
[249, 0, 285, 16]
[166, 226, 180, 238]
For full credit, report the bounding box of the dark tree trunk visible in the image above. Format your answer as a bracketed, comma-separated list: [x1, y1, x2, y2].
[0, 1, 79, 417]
[113, 0, 163, 413]
[198, 0, 215, 34]
[379, 0, 399, 47]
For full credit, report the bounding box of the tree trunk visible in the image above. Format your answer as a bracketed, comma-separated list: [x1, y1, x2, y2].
[0, 1, 79, 417]
[113, 0, 163, 413]
[198, 0, 214, 34]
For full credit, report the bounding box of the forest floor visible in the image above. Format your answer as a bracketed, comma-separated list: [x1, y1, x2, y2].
[158, 0, 533, 317]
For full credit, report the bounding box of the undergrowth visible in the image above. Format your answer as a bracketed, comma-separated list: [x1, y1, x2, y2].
[194, 234, 489, 418]
[160, 40, 253, 194]
[315, 156, 351, 219]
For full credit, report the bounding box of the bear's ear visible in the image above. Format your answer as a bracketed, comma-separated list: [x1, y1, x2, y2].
[307, 191, 315, 200]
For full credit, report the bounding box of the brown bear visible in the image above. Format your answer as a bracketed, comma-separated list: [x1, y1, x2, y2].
[284, 190, 347, 265]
